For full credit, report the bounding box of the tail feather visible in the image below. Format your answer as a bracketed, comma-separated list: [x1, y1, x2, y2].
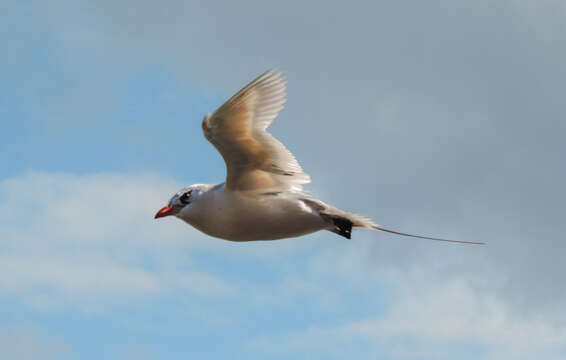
[343, 213, 484, 245]
[302, 196, 483, 245]
[372, 225, 485, 245]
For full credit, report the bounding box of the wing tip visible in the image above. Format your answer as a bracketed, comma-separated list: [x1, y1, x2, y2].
[259, 68, 286, 84]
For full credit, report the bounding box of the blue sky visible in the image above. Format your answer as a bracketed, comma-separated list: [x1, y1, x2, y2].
[2, 1, 566, 359]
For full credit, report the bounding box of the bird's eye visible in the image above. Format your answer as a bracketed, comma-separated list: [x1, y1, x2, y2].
[179, 190, 191, 205]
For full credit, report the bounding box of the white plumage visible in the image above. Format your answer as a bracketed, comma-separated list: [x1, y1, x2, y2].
[155, 69, 483, 245]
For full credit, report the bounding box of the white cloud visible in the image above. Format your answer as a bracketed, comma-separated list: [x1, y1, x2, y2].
[3, 171, 566, 358]
[249, 274, 566, 359]
[0, 172, 236, 308]
[350, 278, 566, 347]
[0, 325, 71, 360]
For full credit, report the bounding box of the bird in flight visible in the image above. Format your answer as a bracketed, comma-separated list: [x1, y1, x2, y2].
[155, 69, 483, 245]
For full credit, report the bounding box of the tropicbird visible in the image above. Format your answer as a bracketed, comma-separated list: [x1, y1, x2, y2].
[155, 69, 483, 245]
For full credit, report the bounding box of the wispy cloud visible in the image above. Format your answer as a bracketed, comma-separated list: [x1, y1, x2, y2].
[248, 275, 566, 359]
[0, 172, 236, 308]
[2, 171, 566, 357]
[0, 325, 71, 360]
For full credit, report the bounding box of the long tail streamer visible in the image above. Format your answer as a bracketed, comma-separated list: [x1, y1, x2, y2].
[373, 226, 485, 245]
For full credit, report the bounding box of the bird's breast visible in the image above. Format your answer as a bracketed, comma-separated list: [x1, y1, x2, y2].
[182, 191, 327, 241]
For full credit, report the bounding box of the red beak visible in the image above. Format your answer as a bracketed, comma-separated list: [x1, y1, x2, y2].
[154, 205, 180, 219]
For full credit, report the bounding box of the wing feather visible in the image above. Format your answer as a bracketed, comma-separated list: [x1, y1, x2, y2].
[202, 69, 310, 191]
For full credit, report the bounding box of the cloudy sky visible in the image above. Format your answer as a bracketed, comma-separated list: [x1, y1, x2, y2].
[2, 0, 566, 359]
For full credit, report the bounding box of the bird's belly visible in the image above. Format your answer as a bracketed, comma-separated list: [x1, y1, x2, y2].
[187, 195, 327, 241]
[229, 210, 326, 241]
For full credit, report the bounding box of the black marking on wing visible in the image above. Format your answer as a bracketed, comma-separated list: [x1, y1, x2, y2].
[299, 198, 352, 240]
[328, 216, 353, 239]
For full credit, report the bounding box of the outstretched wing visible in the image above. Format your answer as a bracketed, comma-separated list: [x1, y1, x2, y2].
[202, 69, 310, 191]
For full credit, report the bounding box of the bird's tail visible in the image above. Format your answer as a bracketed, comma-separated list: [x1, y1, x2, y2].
[344, 213, 485, 245]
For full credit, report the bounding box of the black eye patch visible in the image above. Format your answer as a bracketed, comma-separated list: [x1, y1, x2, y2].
[179, 190, 192, 205]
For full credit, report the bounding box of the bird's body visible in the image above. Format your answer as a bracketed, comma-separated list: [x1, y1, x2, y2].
[155, 69, 483, 245]
[175, 184, 331, 241]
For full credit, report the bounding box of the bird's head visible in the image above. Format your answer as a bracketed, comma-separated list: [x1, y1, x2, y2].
[154, 184, 205, 219]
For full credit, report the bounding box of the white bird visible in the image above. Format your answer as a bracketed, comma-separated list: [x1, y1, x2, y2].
[155, 69, 483, 245]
